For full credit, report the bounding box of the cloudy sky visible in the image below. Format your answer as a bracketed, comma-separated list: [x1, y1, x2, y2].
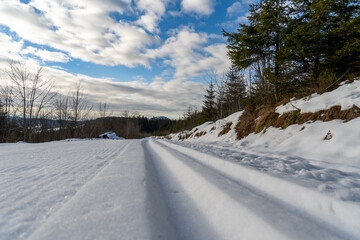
[0, 0, 252, 118]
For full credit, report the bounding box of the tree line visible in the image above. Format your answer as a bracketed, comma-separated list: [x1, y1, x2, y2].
[173, 0, 359, 132]
[0, 62, 174, 143]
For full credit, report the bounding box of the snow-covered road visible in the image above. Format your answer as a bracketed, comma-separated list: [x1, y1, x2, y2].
[1, 139, 359, 239]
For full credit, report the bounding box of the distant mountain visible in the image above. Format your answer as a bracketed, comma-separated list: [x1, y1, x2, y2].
[151, 116, 170, 120]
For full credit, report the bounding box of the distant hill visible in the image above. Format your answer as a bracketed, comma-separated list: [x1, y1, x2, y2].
[151, 116, 170, 120]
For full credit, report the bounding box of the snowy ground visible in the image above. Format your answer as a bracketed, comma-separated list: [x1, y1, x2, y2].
[1, 138, 360, 239]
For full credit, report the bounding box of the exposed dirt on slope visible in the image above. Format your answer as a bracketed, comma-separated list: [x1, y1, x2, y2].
[218, 122, 233, 137]
[236, 104, 360, 140]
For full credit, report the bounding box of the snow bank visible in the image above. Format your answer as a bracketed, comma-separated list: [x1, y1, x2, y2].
[276, 79, 360, 115]
[169, 111, 243, 142]
[235, 118, 360, 168]
[168, 79, 360, 165]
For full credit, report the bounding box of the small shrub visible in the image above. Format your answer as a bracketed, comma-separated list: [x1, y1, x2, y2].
[282, 110, 301, 129]
[235, 111, 256, 140]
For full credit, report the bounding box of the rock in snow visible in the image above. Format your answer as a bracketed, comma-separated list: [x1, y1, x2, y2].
[99, 131, 124, 140]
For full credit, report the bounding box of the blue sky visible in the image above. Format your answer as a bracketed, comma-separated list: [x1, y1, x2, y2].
[0, 0, 253, 118]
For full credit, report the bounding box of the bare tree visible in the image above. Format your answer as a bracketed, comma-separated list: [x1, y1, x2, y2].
[0, 83, 12, 142]
[69, 82, 92, 126]
[98, 102, 111, 118]
[5, 62, 56, 141]
[53, 91, 70, 129]
[0, 83, 13, 121]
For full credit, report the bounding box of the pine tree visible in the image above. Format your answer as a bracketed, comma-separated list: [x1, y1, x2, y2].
[202, 81, 217, 122]
[224, 67, 247, 113]
[224, 0, 291, 101]
[326, 0, 360, 75]
[288, 0, 360, 86]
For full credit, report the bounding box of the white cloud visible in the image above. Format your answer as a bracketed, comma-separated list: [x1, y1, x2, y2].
[38, 66, 206, 118]
[181, 0, 216, 16]
[184, 43, 231, 78]
[0, 0, 234, 117]
[0, 32, 23, 62]
[221, 11, 250, 29]
[242, 0, 258, 5]
[135, 0, 166, 33]
[227, 2, 242, 17]
[0, 38, 205, 118]
[21, 46, 70, 63]
[147, 27, 231, 79]
[0, 0, 156, 67]
[236, 12, 250, 23]
[0, 0, 230, 77]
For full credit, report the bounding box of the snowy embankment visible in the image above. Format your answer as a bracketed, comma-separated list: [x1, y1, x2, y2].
[162, 79, 360, 238]
[168, 79, 360, 168]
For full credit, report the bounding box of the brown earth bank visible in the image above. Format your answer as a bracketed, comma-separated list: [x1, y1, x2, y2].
[236, 104, 360, 140]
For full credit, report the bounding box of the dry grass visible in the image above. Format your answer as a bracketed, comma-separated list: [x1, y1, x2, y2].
[218, 122, 233, 137]
[195, 131, 207, 137]
[235, 111, 257, 140]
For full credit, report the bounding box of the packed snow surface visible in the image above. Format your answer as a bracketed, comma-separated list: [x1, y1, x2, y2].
[1, 137, 360, 239]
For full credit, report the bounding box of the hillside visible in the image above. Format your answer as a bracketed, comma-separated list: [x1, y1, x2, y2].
[166, 79, 360, 164]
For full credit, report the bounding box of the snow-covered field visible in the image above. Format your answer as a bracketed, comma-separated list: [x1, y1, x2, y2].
[1, 137, 360, 239]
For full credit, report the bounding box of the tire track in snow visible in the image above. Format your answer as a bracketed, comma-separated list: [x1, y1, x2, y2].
[149, 139, 347, 240]
[142, 140, 178, 240]
[26, 141, 131, 238]
[28, 140, 172, 240]
[157, 140, 360, 239]
[145, 140, 223, 240]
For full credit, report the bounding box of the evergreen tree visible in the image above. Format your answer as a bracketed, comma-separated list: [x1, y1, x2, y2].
[288, 0, 360, 87]
[225, 0, 360, 99]
[202, 81, 217, 122]
[224, 67, 247, 113]
[326, 0, 360, 75]
[224, 0, 291, 101]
